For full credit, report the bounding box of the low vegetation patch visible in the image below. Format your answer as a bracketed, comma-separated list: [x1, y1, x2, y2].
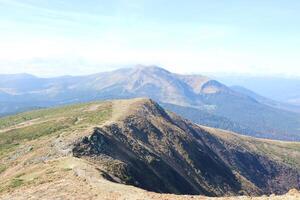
[0, 165, 6, 174]
[0, 120, 70, 156]
[10, 178, 24, 188]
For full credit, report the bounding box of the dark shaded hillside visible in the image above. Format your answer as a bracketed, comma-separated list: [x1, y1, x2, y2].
[72, 99, 300, 196]
[161, 102, 260, 136]
[198, 92, 300, 141]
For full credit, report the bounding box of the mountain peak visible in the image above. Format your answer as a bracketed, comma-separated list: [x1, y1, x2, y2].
[133, 65, 171, 74]
[108, 97, 169, 122]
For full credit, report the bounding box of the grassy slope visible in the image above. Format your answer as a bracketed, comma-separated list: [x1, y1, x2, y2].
[200, 126, 300, 169]
[0, 101, 112, 193]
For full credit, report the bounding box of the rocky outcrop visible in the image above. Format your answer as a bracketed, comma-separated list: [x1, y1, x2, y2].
[72, 99, 300, 197]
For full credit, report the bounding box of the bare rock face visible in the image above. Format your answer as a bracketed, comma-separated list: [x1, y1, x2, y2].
[72, 99, 300, 197]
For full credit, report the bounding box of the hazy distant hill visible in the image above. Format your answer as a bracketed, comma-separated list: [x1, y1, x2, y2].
[0, 98, 299, 198]
[0, 66, 300, 141]
[231, 85, 300, 113]
[161, 102, 261, 136]
[216, 75, 300, 106]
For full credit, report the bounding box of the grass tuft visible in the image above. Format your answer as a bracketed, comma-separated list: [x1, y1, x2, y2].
[10, 178, 24, 188]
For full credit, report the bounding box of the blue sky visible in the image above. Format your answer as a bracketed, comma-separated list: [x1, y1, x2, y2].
[0, 0, 300, 76]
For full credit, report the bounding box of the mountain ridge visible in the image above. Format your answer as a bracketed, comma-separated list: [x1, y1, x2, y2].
[1, 65, 300, 141]
[0, 98, 299, 199]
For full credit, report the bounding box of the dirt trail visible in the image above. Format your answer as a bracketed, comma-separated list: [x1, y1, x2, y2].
[0, 118, 42, 133]
[0, 117, 67, 134]
[101, 98, 147, 126]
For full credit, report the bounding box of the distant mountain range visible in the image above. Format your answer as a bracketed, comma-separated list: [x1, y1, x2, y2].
[230, 85, 300, 113]
[1, 65, 300, 141]
[216, 75, 300, 106]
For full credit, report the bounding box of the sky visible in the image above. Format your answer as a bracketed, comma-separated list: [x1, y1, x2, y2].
[0, 0, 300, 77]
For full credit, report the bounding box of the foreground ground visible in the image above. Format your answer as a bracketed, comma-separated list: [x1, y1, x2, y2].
[1, 158, 299, 200]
